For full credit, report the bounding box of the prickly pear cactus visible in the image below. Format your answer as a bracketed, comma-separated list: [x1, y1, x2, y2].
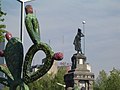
[0, 32, 63, 90]
[23, 42, 54, 83]
[4, 38, 23, 80]
[0, 5, 63, 90]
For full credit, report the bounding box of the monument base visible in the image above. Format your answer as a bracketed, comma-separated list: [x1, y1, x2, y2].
[64, 53, 94, 90]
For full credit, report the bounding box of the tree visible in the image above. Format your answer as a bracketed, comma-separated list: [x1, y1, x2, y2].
[28, 66, 66, 90]
[94, 70, 107, 90]
[94, 68, 120, 90]
[105, 68, 120, 90]
[0, 0, 7, 42]
[52, 67, 66, 90]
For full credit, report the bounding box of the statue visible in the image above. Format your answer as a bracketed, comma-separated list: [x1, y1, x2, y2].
[73, 28, 84, 54]
[71, 55, 76, 69]
[0, 4, 63, 90]
[25, 5, 40, 44]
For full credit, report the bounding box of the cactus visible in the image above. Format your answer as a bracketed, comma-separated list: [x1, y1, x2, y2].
[0, 32, 63, 90]
[0, 5, 63, 89]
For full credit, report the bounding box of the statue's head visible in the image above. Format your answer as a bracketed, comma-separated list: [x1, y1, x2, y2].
[78, 28, 81, 33]
[25, 5, 33, 14]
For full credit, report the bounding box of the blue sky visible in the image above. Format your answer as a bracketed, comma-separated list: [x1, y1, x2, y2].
[2, 0, 120, 76]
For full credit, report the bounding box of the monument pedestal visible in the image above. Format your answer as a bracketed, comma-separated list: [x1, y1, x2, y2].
[64, 53, 94, 90]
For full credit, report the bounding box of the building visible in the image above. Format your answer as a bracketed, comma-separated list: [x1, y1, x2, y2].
[31, 60, 58, 75]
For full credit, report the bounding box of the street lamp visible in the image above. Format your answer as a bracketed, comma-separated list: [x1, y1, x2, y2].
[18, 0, 34, 2]
[17, 0, 35, 42]
[82, 21, 86, 55]
[17, 1, 35, 89]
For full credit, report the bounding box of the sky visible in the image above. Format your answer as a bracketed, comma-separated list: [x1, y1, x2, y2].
[2, 0, 120, 77]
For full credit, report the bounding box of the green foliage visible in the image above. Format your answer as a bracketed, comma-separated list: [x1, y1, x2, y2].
[94, 70, 107, 90]
[0, 0, 7, 42]
[2, 86, 9, 90]
[105, 68, 120, 90]
[94, 68, 120, 90]
[28, 67, 66, 90]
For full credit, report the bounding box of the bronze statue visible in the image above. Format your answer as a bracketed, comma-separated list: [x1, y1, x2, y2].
[73, 28, 84, 54]
[25, 5, 40, 44]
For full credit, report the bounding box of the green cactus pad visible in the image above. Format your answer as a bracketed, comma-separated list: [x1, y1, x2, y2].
[23, 42, 54, 83]
[4, 37, 23, 80]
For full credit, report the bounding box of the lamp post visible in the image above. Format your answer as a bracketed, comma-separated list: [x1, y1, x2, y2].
[17, 1, 35, 89]
[17, 0, 35, 42]
[82, 21, 86, 55]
